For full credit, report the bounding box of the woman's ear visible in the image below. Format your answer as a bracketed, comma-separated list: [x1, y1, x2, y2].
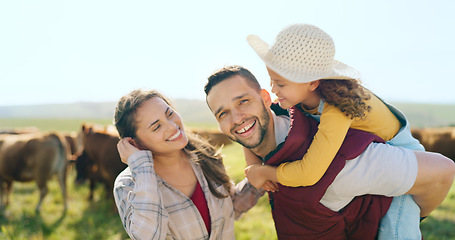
[260, 89, 272, 107]
[309, 80, 320, 91]
[131, 138, 146, 150]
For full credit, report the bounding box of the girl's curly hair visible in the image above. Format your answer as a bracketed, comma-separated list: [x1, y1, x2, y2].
[317, 79, 372, 119]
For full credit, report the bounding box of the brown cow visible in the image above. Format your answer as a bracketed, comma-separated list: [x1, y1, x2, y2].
[0, 127, 40, 135]
[188, 128, 232, 147]
[75, 124, 126, 201]
[63, 131, 83, 159]
[0, 132, 70, 212]
[411, 127, 455, 162]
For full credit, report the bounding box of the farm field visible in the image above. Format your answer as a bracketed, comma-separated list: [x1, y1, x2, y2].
[0, 119, 454, 239]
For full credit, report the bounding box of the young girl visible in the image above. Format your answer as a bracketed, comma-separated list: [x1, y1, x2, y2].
[244, 23, 424, 188]
[113, 89, 263, 240]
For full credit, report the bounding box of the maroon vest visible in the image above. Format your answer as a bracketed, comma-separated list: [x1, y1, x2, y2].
[265, 105, 393, 240]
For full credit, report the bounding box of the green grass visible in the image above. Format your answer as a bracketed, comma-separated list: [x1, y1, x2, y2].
[0, 169, 129, 240]
[2, 143, 453, 240]
[222, 144, 277, 240]
[420, 184, 455, 240]
[0, 119, 454, 239]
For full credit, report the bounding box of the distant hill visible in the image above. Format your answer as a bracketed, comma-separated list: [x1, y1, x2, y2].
[0, 100, 454, 128]
[0, 102, 117, 119]
[389, 102, 455, 128]
[0, 99, 217, 124]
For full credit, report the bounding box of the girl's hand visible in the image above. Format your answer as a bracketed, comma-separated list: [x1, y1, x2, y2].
[117, 137, 140, 164]
[245, 164, 269, 189]
[245, 164, 280, 191]
[262, 180, 279, 192]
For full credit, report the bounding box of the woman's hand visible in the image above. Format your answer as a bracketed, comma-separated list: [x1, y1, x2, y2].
[117, 137, 140, 165]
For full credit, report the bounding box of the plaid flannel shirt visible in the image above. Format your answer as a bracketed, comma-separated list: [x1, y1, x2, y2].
[114, 150, 264, 240]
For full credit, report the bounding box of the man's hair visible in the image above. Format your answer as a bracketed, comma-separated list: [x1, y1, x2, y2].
[205, 65, 261, 95]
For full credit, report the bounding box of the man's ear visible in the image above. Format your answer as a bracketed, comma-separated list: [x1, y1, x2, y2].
[309, 80, 320, 91]
[260, 89, 272, 107]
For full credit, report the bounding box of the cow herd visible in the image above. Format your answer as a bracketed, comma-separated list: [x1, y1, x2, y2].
[75, 124, 126, 201]
[411, 127, 455, 164]
[1, 123, 454, 214]
[0, 132, 70, 212]
[0, 123, 233, 213]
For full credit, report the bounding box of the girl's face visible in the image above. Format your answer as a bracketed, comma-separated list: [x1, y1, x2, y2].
[133, 97, 188, 155]
[267, 67, 320, 109]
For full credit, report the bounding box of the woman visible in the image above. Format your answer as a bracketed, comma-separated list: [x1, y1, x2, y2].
[113, 89, 263, 240]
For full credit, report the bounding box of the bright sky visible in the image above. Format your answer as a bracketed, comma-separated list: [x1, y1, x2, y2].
[1, 0, 454, 106]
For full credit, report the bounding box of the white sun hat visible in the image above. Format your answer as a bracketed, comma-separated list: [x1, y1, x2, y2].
[247, 24, 361, 83]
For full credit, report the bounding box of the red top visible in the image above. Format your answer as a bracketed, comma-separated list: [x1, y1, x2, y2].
[190, 181, 211, 234]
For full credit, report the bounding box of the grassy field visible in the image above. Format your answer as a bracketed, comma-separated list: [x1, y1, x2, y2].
[0, 119, 454, 239]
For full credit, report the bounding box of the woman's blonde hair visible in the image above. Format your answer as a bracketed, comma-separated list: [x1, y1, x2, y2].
[114, 89, 232, 198]
[317, 79, 372, 119]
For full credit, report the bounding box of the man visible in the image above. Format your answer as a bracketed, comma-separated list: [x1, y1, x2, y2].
[204, 65, 455, 239]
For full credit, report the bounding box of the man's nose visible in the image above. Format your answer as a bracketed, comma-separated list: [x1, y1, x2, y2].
[231, 108, 245, 124]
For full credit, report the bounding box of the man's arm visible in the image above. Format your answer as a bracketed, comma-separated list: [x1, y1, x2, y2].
[405, 151, 455, 217]
[231, 178, 265, 219]
[324, 143, 455, 216]
[321, 143, 455, 215]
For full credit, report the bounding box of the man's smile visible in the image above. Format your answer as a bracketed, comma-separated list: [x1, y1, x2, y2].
[233, 119, 256, 137]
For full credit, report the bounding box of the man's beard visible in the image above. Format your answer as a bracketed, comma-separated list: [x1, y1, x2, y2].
[230, 104, 270, 149]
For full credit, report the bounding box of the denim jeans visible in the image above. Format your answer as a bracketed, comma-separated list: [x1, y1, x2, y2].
[377, 195, 421, 240]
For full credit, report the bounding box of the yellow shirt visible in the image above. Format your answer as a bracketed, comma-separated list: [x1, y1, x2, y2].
[276, 94, 401, 187]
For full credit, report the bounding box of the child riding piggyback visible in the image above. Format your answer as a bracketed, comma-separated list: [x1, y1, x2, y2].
[245, 24, 424, 187]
